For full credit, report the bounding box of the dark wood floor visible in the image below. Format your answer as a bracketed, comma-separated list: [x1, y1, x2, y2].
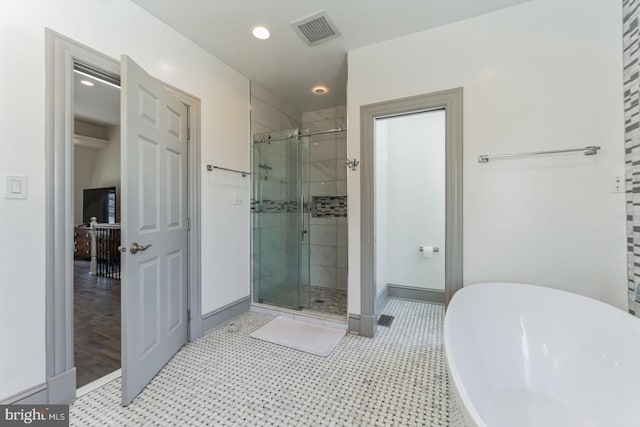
[74, 260, 121, 388]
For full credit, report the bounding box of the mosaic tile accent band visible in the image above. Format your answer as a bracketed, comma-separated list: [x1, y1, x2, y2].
[624, 0, 640, 316]
[251, 199, 299, 213]
[312, 195, 348, 217]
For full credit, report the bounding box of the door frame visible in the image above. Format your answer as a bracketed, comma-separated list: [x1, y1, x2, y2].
[359, 88, 463, 338]
[44, 30, 202, 404]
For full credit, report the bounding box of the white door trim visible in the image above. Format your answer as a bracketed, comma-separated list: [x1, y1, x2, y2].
[44, 29, 202, 404]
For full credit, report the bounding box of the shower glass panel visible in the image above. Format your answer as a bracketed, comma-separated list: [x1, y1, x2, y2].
[252, 128, 310, 310]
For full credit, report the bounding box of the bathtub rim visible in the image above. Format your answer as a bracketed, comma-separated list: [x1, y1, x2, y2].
[444, 283, 493, 427]
[443, 281, 630, 427]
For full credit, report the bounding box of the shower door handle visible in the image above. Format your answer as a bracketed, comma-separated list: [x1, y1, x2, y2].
[300, 195, 307, 242]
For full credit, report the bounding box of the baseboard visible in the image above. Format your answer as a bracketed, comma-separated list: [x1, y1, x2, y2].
[0, 384, 48, 405]
[375, 286, 389, 314]
[47, 367, 76, 404]
[387, 284, 445, 305]
[359, 314, 377, 338]
[202, 296, 251, 334]
[0, 370, 75, 405]
[347, 314, 360, 335]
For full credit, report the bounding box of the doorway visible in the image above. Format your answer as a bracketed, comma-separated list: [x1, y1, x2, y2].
[375, 109, 446, 298]
[72, 64, 122, 390]
[45, 30, 202, 405]
[359, 88, 463, 338]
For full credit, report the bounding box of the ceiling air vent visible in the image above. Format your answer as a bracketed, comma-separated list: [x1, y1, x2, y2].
[292, 11, 340, 46]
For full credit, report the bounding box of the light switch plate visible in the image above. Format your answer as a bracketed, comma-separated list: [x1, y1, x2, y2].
[233, 192, 243, 205]
[5, 175, 27, 199]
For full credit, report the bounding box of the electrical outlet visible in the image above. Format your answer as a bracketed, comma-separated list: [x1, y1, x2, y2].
[611, 175, 624, 193]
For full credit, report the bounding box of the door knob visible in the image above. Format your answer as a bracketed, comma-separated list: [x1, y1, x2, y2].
[130, 242, 152, 254]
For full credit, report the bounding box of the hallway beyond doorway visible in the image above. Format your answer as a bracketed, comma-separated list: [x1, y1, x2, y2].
[74, 260, 120, 388]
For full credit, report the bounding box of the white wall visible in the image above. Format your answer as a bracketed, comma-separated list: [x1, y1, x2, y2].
[375, 121, 389, 296]
[73, 145, 98, 225]
[90, 126, 121, 222]
[348, 0, 626, 314]
[0, 0, 249, 400]
[376, 111, 446, 292]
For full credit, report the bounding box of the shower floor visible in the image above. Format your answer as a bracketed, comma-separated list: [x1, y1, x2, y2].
[258, 285, 347, 318]
[307, 286, 347, 317]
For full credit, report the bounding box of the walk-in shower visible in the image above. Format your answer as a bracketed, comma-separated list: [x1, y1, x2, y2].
[251, 125, 348, 318]
[251, 128, 311, 310]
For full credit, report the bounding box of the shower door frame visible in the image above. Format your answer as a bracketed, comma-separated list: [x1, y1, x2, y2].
[251, 128, 310, 311]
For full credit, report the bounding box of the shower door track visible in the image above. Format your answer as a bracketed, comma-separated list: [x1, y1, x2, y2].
[254, 127, 347, 144]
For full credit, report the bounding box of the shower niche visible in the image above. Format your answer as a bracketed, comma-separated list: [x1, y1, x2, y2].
[311, 195, 348, 218]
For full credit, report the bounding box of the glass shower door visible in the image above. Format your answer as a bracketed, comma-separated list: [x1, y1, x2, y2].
[252, 129, 310, 310]
[298, 132, 311, 309]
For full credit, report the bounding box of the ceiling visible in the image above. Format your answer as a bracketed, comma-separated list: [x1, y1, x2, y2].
[131, 0, 530, 114]
[74, 71, 120, 126]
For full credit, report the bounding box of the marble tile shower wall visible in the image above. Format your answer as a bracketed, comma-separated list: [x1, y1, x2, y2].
[302, 106, 348, 289]
[250, 82, 301, 297]
[624, 0, 640, 316]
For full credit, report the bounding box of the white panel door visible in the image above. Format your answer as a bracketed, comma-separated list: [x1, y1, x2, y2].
[120, 55, 188, 406]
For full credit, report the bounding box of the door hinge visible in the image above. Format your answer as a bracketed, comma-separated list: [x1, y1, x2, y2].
[187, 309, 191, 321]
[187, 125, 191, 141]
[187, 218, 191, 232]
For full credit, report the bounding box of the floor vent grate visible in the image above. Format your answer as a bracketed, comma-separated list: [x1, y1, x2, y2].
[377, 314, 395, 327]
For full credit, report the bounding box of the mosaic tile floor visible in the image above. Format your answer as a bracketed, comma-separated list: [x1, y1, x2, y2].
[70, 299, 449, 426]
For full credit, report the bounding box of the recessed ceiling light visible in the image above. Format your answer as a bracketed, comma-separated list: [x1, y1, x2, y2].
[311, 85, 329, 95]
[252, 26, 270, 40]
[80, 80, 94, 87]
[73, 69, 121, 89]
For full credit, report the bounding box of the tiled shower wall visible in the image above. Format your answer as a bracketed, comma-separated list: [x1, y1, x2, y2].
[250, 82, 301, 299]
[624, 0, 640, 316]
[251, 82, 301, 136]
[302, 106, 348, 289]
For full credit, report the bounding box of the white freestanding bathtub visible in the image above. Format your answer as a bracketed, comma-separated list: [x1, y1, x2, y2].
[444, 282, 640, 427]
